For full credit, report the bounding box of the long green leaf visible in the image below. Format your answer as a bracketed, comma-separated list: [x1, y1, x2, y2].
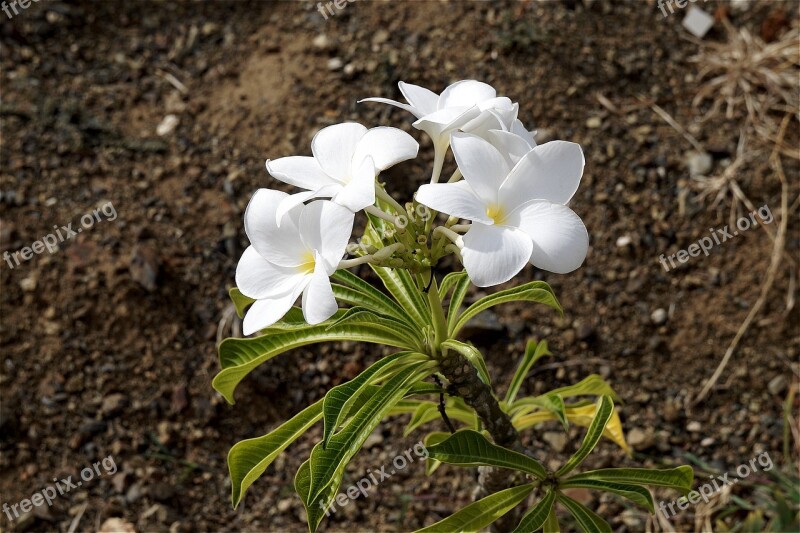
[510, 374, 620, 417]
[453, 281, 561, 336]
[323, 352, 424, 446]
[426, 429, 547, 480]
[506, 339, 551, 405]
[438, 270, 468, 302]
[555, 396, 614, 477]
[370, 264, 431, 328]
[331, 269, 417, 328]
[228, 400, 322, 508]
[306, 361, 436, 525]
[563, 466, 694, 493]
[441, 339, 491, 386]
[325, 307, 423, 350]
[424, 431, 450, 475]
[558, 479, 654, 513]
[228, 287, 255, 318]
[444, 271, 471, 333]
[213, 323, 412, 404]
[526, 394, 568, 431]
[416, 484, 535, 533]
[402, 399, 476, 436]
[555, 492, 612, 533]
[545, 375, 620, 402]
[295, 460, 328, 532]
[513, 490, 556, 533]
[543, 507, 560, 533]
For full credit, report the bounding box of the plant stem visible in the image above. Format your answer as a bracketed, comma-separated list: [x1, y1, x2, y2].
[438, 349, 522, 451]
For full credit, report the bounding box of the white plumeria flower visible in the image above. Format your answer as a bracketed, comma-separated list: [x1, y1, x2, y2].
[361, 80, 523, 182]
[416, 132, 589, 287]
[266, 122, 418, 219]
[235, 190, 354, 334]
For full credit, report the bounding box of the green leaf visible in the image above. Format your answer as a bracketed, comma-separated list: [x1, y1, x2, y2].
[556, 396, 614, 477]
[558, 479, 654, 513]
[556, 492, 612, 533]
[452, 281, 561, 336]
[426, 429, 547, 480]
[404, 402, 441, 437]
[513, 489, 556, 533]
[331, 269, 417, 328]
[506, 339, 552, 405]
[369, 265, 431, 328]
[444, 271, 471, 333]
[543, 507, 560, 533]
[423, 431, 450, 475]
[399, 399, 477, 435]
[416, 484, 536, 533]
[305, 361, 436, 525]
[228, 400, 322, 508]
[546, 375, 620, 403]
[441, 339, 492, 386]
[325, 307, 424, 350]
[527, 394, 568, 431]
[295, 460, 327, 532]
[563, 466, 694, 493]
[228, 287, 255, 318]
[213, 323, 413, 404]
[438, 270, 468, 302]
[323, 352, 425, 446]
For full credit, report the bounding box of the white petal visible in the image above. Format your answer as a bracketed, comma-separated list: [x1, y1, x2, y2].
[398, 81, 439, 116]
[416, 182, 492, 223]
[461, 99, 517, 136]
[242, 292, 297, 335]
[299, 200, 355, 271]
[332, 156, 376, 212]
[302, 257, 338, 324]
[500, 141, 585, 211]
[311, 122, 367, 181]
[514, 200, 589, 274]
[274, 184, 342, 225]
[352, 127, 419, 171]
[266, 156, 334, 191]
[244, 189, 306, 267]
[460, 109, 506, 139]
[450, 132, 510, 203]
[438, 80, 497, 109]
[511, 119, 537, 147]
[358, 97, 419, 117]
[461, 223, 533, 287]
[412, 106, 477, 138]
[486, 129, 535, 168]
[235, 246, 306, 300]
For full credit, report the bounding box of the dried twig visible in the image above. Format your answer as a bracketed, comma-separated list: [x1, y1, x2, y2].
[694, 116, 791, 403]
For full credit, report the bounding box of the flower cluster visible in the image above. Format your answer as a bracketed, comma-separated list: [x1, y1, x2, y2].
[236, 80, 589, 334]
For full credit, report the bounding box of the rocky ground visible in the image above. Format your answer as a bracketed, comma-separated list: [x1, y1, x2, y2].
[0, 1, 798, 532]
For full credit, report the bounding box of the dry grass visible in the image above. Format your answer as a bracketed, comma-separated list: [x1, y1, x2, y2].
[691, 20, 799, 156]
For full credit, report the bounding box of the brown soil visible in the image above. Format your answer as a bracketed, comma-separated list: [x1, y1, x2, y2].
[1, 1, 798, 532]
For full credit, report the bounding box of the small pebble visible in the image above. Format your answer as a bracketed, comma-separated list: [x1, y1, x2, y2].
[650, 308, 667, 325]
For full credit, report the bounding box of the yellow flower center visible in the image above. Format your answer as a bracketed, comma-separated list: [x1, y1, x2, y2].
[485, 204, 506, 225]
[298, 251, 316, 274]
